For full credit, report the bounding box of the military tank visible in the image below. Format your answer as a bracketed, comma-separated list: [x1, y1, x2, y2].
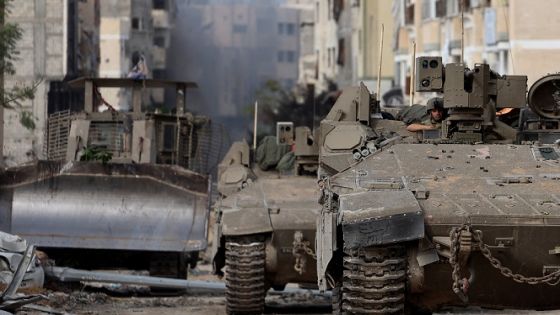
[0, 78, 213, 278]
[211, 125, 322, 314]
[316, 57, 560, 313]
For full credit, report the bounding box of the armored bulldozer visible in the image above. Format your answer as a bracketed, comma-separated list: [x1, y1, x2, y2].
[316, 57, 560, 314]
[212, 126, 322, 314]
[0, 78, 213, 278]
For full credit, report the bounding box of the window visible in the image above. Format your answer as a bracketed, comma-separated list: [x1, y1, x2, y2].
[337, 38, 345, 66]
[153, 36, 165, 47]
[153, 0, 166, 10]
[278, 23, 285, 34]
[278, 51, 285, 63]
[405, 1, 415, 25]
[233, 24, 247, 33]
[333, 0, 344, 21]
[286, 51, 295, 63]
[436, 0, 447, 17]
[131, 17, 142, 30]
[286, 23, 295, 35]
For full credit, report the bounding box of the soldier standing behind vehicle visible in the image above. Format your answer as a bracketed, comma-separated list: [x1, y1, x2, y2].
[406, 97, 444, 132]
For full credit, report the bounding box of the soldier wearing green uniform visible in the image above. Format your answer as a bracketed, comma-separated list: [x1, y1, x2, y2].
[406, 97, 444, 132]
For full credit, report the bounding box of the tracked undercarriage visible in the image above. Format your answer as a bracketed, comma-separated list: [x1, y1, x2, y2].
[224, 237, 267, 314]
[212, 134, 321, 314]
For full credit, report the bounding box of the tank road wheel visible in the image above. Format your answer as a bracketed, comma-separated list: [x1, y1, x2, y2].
[341, 245, 407, 314]
[225, 236, 266, 314]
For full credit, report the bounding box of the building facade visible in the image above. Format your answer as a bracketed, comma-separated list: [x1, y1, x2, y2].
[393, 0, 560, 102]
[98, 0, 175, 109]
[3, 0, 100, 166]
[312, 0, 395, 100]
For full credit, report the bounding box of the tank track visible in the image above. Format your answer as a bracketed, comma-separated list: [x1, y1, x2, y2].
[340, 245, 407, 314]
[225, 237, 266, 314]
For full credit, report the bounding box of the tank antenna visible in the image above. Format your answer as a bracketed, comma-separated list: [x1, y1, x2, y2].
[376, 23, 385, 99]
[460, 0, 465, 63]
[253, 100, 258, 150]
[410, 40, 416, 106]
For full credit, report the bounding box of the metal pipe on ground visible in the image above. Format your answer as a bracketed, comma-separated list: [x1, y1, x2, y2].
[45, 266, 329, 297]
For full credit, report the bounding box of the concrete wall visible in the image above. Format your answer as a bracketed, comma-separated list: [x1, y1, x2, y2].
[509, 0, 560, 86]
[3, 0, 66, 166]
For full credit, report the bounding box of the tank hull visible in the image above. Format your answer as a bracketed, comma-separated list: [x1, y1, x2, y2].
[321, 143, 560, 311]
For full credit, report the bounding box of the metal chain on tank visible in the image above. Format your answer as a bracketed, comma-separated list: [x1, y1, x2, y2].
[449, 225, 469, 303]
[292, 231, 317, 275]
[472, 228, 560, 285]
[450, 224, 560, 302]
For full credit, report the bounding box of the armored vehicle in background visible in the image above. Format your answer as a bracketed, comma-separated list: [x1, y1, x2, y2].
[0, 78, 214, 278]
[316, 58, 560, 314]
[212, 126, 321, 314]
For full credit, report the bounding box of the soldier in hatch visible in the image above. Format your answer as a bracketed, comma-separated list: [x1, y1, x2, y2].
[406, 97, 445, 132]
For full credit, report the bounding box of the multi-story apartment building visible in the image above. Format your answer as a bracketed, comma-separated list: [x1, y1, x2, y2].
[98, 0, 175, 109]
[313, 0, 395, 100]
[313, 0, 339, 93]
[393, 0, 560, 101]
[3, 0, 100, 166]
[354, 0, 395, 96]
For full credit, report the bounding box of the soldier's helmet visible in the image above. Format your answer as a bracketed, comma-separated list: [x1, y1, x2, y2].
[426, 97, 444, 113]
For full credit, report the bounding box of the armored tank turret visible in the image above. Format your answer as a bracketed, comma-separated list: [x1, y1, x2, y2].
[316, 59, 560, 314]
